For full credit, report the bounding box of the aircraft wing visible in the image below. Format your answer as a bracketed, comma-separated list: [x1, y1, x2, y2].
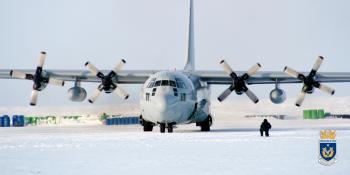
[195, 71, 350, 85]
[0, 69, 158, 84]
[2, 69, 350, 85]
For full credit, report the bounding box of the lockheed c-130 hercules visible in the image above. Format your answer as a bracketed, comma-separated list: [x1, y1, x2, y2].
[1, 0, 350, 133]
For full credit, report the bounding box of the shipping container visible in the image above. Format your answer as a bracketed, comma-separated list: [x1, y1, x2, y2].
[104, 117, 140, 125]
[0, 115, 11, 127]
[318, 109, 325, 119]
[12, 115, 25, 127]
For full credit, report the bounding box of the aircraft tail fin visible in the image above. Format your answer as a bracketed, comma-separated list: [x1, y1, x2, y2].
[184, 0, 195, 71]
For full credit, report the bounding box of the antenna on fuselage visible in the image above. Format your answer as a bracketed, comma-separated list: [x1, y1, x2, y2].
[184, 0, 195, 71]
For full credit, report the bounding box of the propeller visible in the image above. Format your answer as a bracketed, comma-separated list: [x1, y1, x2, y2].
[284, 56, 335, 107]
[84, 59, 129, 103]
[10, 51, 65, 106]
[218, 60, 261, 103]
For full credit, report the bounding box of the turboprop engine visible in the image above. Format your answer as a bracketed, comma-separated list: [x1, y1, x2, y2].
[270, 88, 286, 104]
[68, 85, 87, 102]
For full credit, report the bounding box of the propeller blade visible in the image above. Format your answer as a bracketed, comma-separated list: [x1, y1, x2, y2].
[219, 60, 234, 76]
[318, 83, 335, 95]
[218, 85, 234, 102]
[85, 62, 102, 77]
[112, 59, 126, 74]
[115, 86, 129, 99]
[295, 91, 306, 107]
[284, 67, 300, 79]
[37, 51, 46, 68]
[48, 78, 65, 86]
[312, 56, 324, 72]
[245, 89, 259, 103]
[247, 63, 261, 76]
[10, 70, 27, 79]
[88, 88, 103, 103]
[30, 90, 39, 106]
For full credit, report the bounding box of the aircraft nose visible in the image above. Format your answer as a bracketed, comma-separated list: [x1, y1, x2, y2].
[155, 93, 177, 112]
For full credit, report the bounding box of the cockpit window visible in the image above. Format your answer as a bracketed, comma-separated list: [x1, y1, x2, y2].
[147, 81, 155, 88]
[170, 80, 176, 87]
[153, 80, 178, 87]
[161, 80, 169, 86]
[176, 81, 186, 88]
[155, 81, 161, 87]
[174, 78, 186, 88]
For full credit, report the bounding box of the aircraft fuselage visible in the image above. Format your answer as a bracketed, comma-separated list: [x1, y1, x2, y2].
[140, 71, 210, 125]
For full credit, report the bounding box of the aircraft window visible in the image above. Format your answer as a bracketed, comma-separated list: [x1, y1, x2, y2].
[161, 80, 169, 86]
[170, 80, 176, 87]
[155, 81, 161, 87]
[176, 81, 186, 88]
[181, 93, 186, 101]
[151, 88, 156, 96]
[176, 81, 182, 88]
[181, 82, 186, 88]
[147, 81, 155, 88]
[173, 88, 178, 96]
[146, 93, 150, 101]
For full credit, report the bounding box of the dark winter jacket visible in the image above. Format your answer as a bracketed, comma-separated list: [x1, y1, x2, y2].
[260, 119, 271, 131]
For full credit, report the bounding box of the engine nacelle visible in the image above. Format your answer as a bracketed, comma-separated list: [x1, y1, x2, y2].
[68, 86, 87, 102]
[270, 88, 286, 104]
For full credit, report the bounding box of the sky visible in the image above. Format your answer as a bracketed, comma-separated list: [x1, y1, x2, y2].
[0, 0, 350, 107]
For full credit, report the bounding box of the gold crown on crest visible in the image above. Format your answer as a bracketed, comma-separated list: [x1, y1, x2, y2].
[320, 130, 336, 140]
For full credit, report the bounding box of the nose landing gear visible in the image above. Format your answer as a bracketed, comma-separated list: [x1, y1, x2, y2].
[159, 123, 175, 133]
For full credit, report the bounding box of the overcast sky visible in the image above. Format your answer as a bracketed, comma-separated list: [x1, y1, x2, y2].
[0, 0, 350, 107]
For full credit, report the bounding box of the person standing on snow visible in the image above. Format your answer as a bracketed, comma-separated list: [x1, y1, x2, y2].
[260, 119, 271, 137]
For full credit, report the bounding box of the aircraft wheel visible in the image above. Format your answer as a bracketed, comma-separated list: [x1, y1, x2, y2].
[200, 116, 211, 132]
[160, 123, 166, 133]
[200, 122, 210, 131]
[143, 121, 154, 132]
[168, 123, 173, 133]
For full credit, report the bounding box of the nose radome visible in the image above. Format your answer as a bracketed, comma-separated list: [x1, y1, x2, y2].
[154, 93, 177, 112]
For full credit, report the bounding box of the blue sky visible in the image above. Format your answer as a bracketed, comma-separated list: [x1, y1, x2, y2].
[0, 0, 350, 106]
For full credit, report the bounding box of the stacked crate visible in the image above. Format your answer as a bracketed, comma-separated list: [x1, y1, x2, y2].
[105, 116, 139, 125]
[303, 109, 325, 119]
[0, 115, 11, 127]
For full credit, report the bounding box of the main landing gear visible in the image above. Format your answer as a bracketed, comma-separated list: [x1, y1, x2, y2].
[140, 116, 154, 132]
[196, 115, 212, 132]
[159, 123, 175, 133]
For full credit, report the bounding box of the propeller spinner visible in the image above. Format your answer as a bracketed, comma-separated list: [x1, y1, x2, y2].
[84, 59, 129, 103]
[284, 56, 335, 107]
[10, 51, 65, 106]
[218, 60, 261, 103]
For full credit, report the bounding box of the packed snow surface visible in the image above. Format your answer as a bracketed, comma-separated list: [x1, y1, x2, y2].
[0, 118, 349, 175]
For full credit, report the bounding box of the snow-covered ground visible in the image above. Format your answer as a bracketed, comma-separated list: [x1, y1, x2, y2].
[1, 99, 350, 175]
[0, 118, 349, 175]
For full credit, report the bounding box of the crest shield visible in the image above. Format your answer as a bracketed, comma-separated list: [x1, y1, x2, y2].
[318, 130, 337, 166]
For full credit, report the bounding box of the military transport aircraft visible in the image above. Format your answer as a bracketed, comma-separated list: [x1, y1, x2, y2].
[1, 0, 350, 133]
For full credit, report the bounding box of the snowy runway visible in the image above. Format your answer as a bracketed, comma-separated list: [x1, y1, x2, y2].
[0, 121, 349, 175]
